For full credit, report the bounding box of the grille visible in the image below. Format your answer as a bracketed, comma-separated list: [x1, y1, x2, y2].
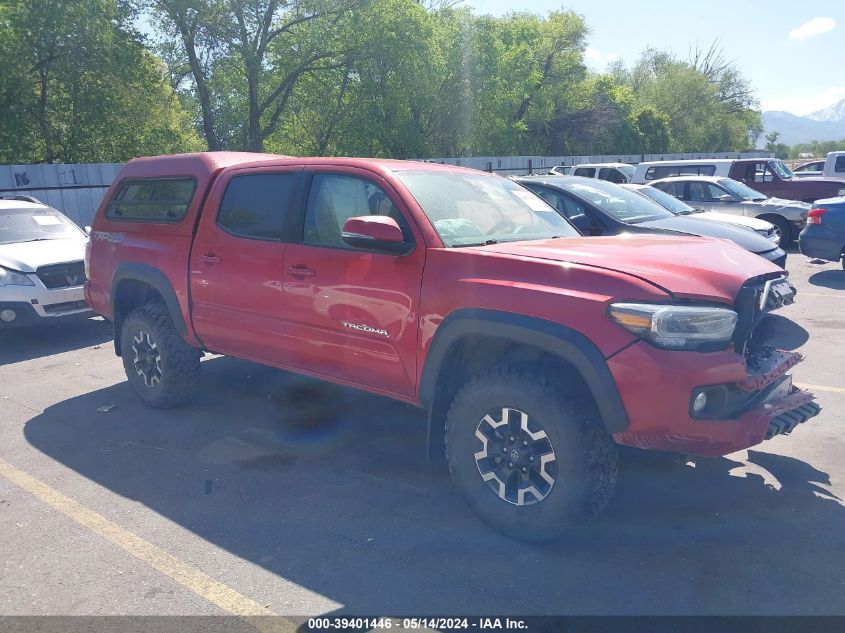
[36, 261, 86, 289]
[732, 274, 782, 355]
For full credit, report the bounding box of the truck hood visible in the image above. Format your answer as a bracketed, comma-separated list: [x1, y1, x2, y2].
[478, 235, 783, 303]
[637, 216, 776, 254]
[0, 238, 87, 273]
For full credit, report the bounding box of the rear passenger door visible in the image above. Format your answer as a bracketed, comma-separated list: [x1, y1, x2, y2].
[190, 166, 303, 363]
[281, 167, 424, 397]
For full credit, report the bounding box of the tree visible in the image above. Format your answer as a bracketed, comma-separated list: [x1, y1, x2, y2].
[147, 0, 361, 152]
[765, 131, 781, 152]
[0, 0, 201, 163]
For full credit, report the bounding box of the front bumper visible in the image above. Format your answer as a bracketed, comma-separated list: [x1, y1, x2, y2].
[608, 342, 820, 457]
[0, 276, 93, 328]
[759, 247, 787, 268]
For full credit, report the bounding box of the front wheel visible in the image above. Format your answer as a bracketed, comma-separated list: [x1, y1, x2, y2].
[120, 303, 201, 408]
[445, 366, 618, 542]
[762, 215, 792, 246]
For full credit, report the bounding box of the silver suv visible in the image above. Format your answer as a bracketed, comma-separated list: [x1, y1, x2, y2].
[0, 197, 93, 328]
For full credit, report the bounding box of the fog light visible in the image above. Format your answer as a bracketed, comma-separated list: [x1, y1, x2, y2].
[692, 391, 708, 414]
[0, 309, 16, 323]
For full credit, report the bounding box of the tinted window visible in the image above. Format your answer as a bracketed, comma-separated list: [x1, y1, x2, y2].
[836, 156, 845, 173]
[106, 178, 196, 222]
[652, 181, 686, 199]
[531, 187, 589, 221]
[303, 174, 410, 248]
[646, 165, 714, 180]
[599, 168, 626, 184]
[687, 182, 732, 202]
[562, 180, 673, 223]
[646, 166, 678, 180]
[573, 167, 596, 178]
[217, 173, 298, 241]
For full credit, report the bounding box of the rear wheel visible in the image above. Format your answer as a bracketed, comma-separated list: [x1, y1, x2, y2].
[120, 303, 201, 408]
[445, 366, 618, 542]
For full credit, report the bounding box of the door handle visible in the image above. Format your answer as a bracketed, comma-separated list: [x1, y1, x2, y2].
[201, 253, 222, 264]
[286, 264, 316, 278]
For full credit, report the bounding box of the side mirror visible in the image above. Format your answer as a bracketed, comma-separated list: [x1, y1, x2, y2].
[341, 216, 411, 255]
[84, 225, 92, 235]
[717, 194, 735, 202]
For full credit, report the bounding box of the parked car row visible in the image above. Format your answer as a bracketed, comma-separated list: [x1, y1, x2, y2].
[546, 153, 845, 246]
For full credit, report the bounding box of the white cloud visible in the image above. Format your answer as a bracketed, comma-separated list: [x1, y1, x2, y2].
[761, 86, 845, 116]
[788, 17, 836, 42]
[584, 47, 619, 69]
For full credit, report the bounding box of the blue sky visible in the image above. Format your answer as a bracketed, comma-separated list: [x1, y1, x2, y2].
[466, 1, 844, 115]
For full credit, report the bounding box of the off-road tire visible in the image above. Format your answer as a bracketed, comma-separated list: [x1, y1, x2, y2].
[120, 303, 201, 408]
[445, 366, 618, 542]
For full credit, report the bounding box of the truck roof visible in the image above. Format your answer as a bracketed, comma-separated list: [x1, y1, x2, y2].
[117, 152, 481, 181]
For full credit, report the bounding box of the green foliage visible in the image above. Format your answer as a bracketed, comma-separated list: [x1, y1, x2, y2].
[0, 0, 765, 163]
[788, 139, 845, 159]
[0, 0, 201, 163]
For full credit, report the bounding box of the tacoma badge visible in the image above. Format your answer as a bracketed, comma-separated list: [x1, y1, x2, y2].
[342, 321, 389, 337]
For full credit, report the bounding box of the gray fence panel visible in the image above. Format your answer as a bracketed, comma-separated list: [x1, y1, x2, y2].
[2, 152, 776, 218]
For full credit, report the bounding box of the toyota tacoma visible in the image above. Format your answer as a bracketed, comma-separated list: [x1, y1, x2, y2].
[85, 153, 820, 541]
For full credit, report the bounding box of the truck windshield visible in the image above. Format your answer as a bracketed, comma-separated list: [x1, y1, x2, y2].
[718, 179, 767, 201]
[563, 180, 674, 223]
[395, 171, 579, 247]
[0, 206, 85, 245]
[771, 159, 795, 180]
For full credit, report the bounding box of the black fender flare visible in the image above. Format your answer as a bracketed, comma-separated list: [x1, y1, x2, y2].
[110, 263, 188, 354]
[419, 308, 629, 434]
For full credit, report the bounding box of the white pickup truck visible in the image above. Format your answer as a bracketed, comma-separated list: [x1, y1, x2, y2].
[819, 151, 845, 178]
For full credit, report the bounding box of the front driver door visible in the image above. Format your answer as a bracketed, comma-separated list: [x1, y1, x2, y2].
[281, 168, 424, 398]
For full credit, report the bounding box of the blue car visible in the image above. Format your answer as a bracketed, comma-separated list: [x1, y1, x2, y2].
[798, 197, 845, 270]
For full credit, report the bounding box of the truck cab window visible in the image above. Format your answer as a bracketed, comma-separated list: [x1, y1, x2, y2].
[303, 173, 410, 248]
[217, 173, 297, 241]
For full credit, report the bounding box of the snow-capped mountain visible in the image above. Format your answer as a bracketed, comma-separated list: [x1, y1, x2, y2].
[806, 99, 845, 123]
[762, 98, 845, 145]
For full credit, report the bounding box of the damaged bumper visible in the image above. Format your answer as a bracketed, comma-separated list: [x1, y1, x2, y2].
[609, 343, 821, 457]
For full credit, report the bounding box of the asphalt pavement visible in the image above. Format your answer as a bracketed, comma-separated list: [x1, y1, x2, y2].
[0, 249, 843, 617]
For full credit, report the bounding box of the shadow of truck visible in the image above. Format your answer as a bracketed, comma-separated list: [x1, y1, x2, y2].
[22, 355, 845, 615]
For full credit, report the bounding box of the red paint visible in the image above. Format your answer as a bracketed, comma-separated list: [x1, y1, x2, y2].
[86, 152, 816, 457]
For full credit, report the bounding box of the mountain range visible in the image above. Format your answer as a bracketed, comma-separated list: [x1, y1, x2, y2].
[762, 98, 845, 146]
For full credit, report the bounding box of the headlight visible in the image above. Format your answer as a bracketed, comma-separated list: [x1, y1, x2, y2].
[609, 303, 737, 351]
[0, 266, 35, 287]
[758, 228, 780, 244]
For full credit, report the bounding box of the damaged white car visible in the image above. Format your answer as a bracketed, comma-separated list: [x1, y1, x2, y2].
[0, 196, 93, 329]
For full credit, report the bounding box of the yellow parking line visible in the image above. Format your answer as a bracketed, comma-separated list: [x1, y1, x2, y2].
[797, 383, 845, 395]
[0, 457, 294, 630]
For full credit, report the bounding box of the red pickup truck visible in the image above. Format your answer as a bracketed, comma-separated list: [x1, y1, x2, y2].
[85, 152, 820, 541]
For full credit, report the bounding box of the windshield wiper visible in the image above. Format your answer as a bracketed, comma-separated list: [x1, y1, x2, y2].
[454, 238, 500, 247]
[15, 238, 55, 243]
